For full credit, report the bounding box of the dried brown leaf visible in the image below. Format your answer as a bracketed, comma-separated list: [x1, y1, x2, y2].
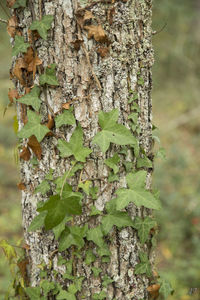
[62, 102, 71, 110]
[108, 7, 115, 25]
[24, 47, 42, 79]
[12, 57, 27, 85]
[46, 114, 55, 130]
[84, 25, 108, 43]
[83, 10, 94, 21]
[97, 46, 110, 58]
[17, 258, 29, 281]
[7, 16, 18, 37]
[17, 182, 26, 190]
[20, 146, 31, 161]
[8, 88, 19, 103]
[71, 39, 83, 51]
[147, 284, 160, 299]
[27, 135, 42, 160]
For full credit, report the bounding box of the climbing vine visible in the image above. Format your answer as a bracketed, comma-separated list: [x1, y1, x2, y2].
[0, 0, 174, 299]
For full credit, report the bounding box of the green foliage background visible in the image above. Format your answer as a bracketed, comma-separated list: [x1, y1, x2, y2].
[0, 0, 199, 298]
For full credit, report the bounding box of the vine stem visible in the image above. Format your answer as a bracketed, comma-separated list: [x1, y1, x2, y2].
[60, 163, 76, 198]
[0, 17, 7, 24]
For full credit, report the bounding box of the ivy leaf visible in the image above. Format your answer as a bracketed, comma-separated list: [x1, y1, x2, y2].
[0, 240, 17, 262]
[38, 189, 82, 230]
[102, 275, 113, 287]
[133, 216, 156, 244]
[39, 63, 59, 86]
[91, 267, 102, 277]
[85, 250, 96, 265]
[53, 216, 72, 240]
[108, 173, 119, 183]
[90, 205, 101, 216]
[89, 186, 98, 200]
[57, 124, 92, 162]
[104, 153, 120, 174]
[86, 226, 104, 247]
[114, 188, 161, 211]
[55, 110, 75, 128]
[137, 156, 152, 168]
[45, 168, 54, 180]
[13, 0, 27, 8]
[92, 291, 107, 300]
[17, 110, 50, 142]
[30, 15, 54, 40]
[25, 287, 41, 299]
[158, 279, 174, 299]
[156, 147, 166, 160]
[134, 252, 152, 277]
[40, 280, 55, 296]
[128, 112, 138, 123]
[97, 246, 111, 257]
[128, 92, 138, 103]
[126, 170, 147, 189]
[28, 211, 47, 232]
[78, 181, 92, 195]
[12, 35, 30, 56]
[57, 289, 76, 300]
[15, 86, 41, 112]
[93, 109, 137, 152]
[59, 225, 88, 251]
[101, 211, 134, 235]
[34, 180, 50, 195]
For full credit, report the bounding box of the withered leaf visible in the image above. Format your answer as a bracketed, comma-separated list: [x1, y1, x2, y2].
[108, 7, 115, 25]
[17, 258, 29, 281]
[7, 0, 16, 8]
[83, 10, 94, 22]
[17, 182, 26, 190]
[8, 89, 19, 103]
[24, 47, 42, 79]
[62, 102, 71, 110]
[20, 146, 31, 161]
[147, 284, 160, 299]
[97, 47, 110, 58]
[71, 39, 83, 51]
[12, 57, 27, 85]
[7, 16, 18, 37]
[27, 135, 42, 160]
[84, 25, 108, 43]
[46, 114, 55, 130]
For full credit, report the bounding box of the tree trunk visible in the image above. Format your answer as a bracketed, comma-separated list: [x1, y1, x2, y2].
[12, 0, 155, 298]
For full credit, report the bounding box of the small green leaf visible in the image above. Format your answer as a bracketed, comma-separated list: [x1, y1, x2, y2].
[86, 226, 104, 247]
[130, 102, 140, 112]
[34, 180, 50, 195]
[126, 170, 147, 189]
[128, 92, 138, 103]
[53, 216, 72, 240]
[58, 226, 86, 251]
[156, 147, 166, 160]
[114, 188, 161, 210]
[17, 110, 50, 142]
[134, 252, 152, 277]
[91, 267, 102, 277]
[16, 86, 41, 112]
[101, 256, 110, 263]
[39, 63, 59, 86]
[13, 0, 27, 8]
[101, 211, 134, 235]
[137, 156, 152, 168]
[108, 173, 119, 183]
[78, 181, 92, 195]
[89, 186, 98, 200]
[57, 124, 92, 162]
[128, 112, 138, 123]
[90, 205, 101, 216]
[25, 287, 41, 300]
[93, 109, 137, 153]
[133, 216, 156, 244]
[55, 110, 75, 128]
[92, 291, 107, 300]
[12, 35, 30, 56]
[40, 280, 55, 296]
[57, 289, 76, 300]
[85, 250, 96, 265]
[102, 275, 113, 287]
[0, 240, 17, 262]
[97, 246, 111, 257]
[104, 153, 120, 174]
[123, 161, 133, 173]
[30, 15, 54, 40]
[158, 279, 173, 299]
[45, 168, 54, 180]
[28, 211, 47, 232]
[138, 76, 144, 86]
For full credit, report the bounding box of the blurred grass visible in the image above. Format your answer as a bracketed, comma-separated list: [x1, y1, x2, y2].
[0, 0, 200, 299]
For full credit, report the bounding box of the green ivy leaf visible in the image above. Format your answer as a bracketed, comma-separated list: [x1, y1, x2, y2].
[156, 147, 166, 160]
[13, 0, 27, 8]
[86, 226, 104, 247]
[133, 216, 156, 244]
[15, 86, 41, 112]
[57, 124, 92, 162]
[59, 225, 88, 251]
[158, 279, 174, 299]
[102, 275, 113, 287]
[92, 291, 107, 300]
[85, 250, 96, 265]
[90, 205, 101, 216]
[53, 216, 72, 240]
[28, 211, 47, 232]
[39, 63, 59, 86]
[78, 181, 92, 195]
[91, 267, 102, 277]
[17, 110, 50, 142]
[45, 168, 54, 180]
[97, 246, 111, 257]
[122, 161, 133, 173]
[128, 92, 138, 103]
[34, 180, 50, 195]
[30, 15, 54, 40]
[40, 280, 55, 296]
[101, 211, 134, 235]
[89, 186, 98, 200]
[55, 110, 75, 128]
[57, 289, 76, 300]
[134, 252, 152, 277]
[0, 240, 17, 262]
[93, 109, 138, 152]
[104, 153, 120, 174]
[138, 76, 144, 86]
[128, 112, 138, 123]
[25, 287, 41, 300]
[137, 156, 152, 168]
[126, 170, 147, 189]
[114, 188, 161, 211]
[108, 173, 119, 182]
[12, 35, 30, 56]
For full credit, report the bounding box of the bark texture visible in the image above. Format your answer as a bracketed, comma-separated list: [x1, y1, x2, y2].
[14, 0, 154, 298]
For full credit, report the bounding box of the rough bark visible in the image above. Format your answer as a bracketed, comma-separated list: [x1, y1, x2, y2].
[14, 0, 154, 299]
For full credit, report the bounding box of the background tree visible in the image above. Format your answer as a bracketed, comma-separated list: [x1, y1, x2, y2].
[1, 0, 161, 299]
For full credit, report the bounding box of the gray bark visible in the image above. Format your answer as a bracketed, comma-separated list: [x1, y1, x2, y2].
[14, 0, 154, 298]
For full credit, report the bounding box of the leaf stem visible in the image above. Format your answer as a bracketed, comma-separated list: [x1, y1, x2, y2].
[60, 163, 76, 198]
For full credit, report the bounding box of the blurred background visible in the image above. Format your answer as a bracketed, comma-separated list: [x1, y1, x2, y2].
[0, 0, 200, 298]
